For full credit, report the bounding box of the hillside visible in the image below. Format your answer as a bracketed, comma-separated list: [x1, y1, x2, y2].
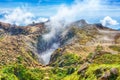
[0, 20, 120, 80]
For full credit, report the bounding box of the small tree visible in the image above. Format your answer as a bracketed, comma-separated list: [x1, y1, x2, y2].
[95, 45, 103, 52]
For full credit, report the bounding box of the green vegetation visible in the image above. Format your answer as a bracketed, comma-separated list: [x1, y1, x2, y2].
[109, 45, 120, 52]
[69, 27, 95, 45]
[0, 52, 82, 80]
[86, 52, 93, 59]
[81, 64, 120, 80]
[62, 50, 120, 80]
[63, 64, 120, 80]
[0, 64, 45, 80]
[0, 64, 78, 80]
[50, 53, 81, 67]
[93, 53, 120, 64]
[1, 48, 120, 80]
[0, 35, 4, 41]
[95, 45, 103, 52]
[50, 50, 120, 80]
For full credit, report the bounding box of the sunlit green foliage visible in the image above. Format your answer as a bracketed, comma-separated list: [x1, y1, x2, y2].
[51, 53, 81, 67]
[93, 54, 120, 64]
[0, 64, 45, 80]
[109, 45, 120, 52]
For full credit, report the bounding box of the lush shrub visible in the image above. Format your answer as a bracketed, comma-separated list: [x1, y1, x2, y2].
[67, 67, 75, 75]
[61, 53, 81, 66]
[87, 53, 93, 59]
[51, 53, 81, 67]
[51, 67, 67, 80]
[109, 45, 120, 52]
[93, 54, 120, 64]
[95, 45, 103, 52]
[0, 64, 44, 80]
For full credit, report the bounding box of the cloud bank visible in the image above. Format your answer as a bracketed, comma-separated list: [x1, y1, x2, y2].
[0, 7, 48, 25]
[100, 16, 119, 26]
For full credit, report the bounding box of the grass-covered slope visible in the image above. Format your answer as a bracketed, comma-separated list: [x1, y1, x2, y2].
[62, 54, 120, 80]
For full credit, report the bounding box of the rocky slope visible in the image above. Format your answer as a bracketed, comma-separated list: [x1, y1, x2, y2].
[0, 21, 46, 67]
[0, 20, 120, 80]
[50, 21, 120, 64]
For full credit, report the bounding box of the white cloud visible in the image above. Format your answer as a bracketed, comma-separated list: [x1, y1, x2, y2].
[0, 7, 48, 25]
[100, 16, 119, 26]
[0, 7, 34, 25]
[33, 17, 48, 23]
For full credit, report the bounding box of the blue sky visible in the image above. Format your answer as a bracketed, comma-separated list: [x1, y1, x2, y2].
[0, 0, 120, 29]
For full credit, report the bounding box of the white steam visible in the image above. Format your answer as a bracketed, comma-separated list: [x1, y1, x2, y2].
[40, 0, 104, 64]
[43, 0, 102, 41]
[40, 43, 60, 65]
[50, 0, 101, 24]
[100, 16, 119, 26]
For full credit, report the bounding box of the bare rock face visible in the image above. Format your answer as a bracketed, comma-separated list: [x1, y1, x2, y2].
[77, 62, 89, 74]
[0, 21, 45, 35]
[70, 19, 88, 27]
[0, 22, 11, 28]
[115, 33, 120, 44]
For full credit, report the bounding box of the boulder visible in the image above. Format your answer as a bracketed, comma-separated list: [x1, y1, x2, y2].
[110, 68, 118, 75]
[100, 71, 110, 80]
[77, 62, 89, 74]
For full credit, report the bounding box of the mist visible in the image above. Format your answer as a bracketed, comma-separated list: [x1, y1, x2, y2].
[40, 43, 60, 65]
